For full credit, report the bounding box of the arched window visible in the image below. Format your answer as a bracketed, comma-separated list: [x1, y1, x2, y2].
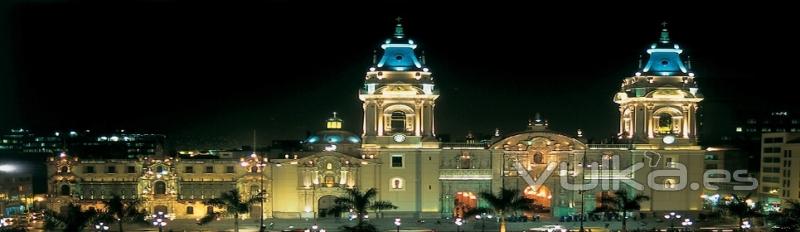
[324, 175, 335, 187]
[250, 185, 260, 196]
[207, 206, 214, 214]
[658, 113, 673, 134]
[533, 152, 544, 164]
[154, 181, 166, 195]
[186, 206, 194, 215]
[156, 165, 164, 173]
[250, 166, 258, 173]
[391, 111, 406, 132]
[60, 185, 70, 196]
[60, 166, 68, 173]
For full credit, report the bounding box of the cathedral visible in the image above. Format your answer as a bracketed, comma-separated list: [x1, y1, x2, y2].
[46, 21, 705, 220]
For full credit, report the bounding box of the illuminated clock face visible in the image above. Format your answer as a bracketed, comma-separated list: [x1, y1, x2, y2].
[393, 134, 406, 143]
[662, 135, 676, 144]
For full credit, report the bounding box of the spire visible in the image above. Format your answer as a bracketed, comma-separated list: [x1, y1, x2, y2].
[421, 50, 426, 66]
[494, 128, 501, 137]
[394, 17, 404, 38]
[659, 21, 670, 43]
[534, 112, 543, 124]
[372, 50, 377, 65]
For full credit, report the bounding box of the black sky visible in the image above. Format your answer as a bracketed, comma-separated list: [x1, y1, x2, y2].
[1, 1, 798, 148]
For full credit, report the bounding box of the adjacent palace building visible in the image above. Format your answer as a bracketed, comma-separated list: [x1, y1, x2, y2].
[46, 21, 706, 220]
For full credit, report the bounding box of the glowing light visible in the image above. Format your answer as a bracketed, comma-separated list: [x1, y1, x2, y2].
[241, 162, 249, 167]
[369, 67, 376, 72]
[423, 67, 429, 72]
[689, 72, 695, 77]
[635, 72, 641, 76]
[0, 164, 17, 172]
[110, 136, 119, 142]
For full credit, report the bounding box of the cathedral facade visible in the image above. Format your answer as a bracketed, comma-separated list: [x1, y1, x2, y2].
[46, 22, 705, 220]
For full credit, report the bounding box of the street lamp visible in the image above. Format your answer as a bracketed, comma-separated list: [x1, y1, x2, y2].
[94, 222, 109, 231]
[740, 221, 751, 230]
[455, 218, 463, 232]
[681, 218, 693, 232]
[394, 218, 402, 232]
[0, 164, 17, 173]
[151, 211, 167, 232]
[664, 212, 682, 232]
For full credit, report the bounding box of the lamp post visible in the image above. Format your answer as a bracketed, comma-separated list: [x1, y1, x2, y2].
[94, 222, 109, 232]
[664, 212, 681, 232]
[476, 214, 488, 232]
[455, 218, 463, 232]
[258, 159, 267, 232]
[151, 211, 167, 232]
[395, 218, 402, 232]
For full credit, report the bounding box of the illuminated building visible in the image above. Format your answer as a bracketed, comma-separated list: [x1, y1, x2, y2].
[46, 21, 707, 219]
[0, 129, 165, 158]
[758, 132, 800, 210]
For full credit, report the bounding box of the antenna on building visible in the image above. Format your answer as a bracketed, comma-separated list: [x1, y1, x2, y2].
[638, 55, 643, 69]
[253, 129, 257, 156]
[687, 56, 692, 70]
[372, 50, 377, 65]
[421, 50, 427, 66]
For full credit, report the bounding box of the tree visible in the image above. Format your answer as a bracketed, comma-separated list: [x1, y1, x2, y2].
[719, 194, 761, 226]
[44, 203, 98, 232]
[102, 195, 147, 232]
[591, 189, 649, 232]
[768, 200, 800, 232]
[198, 189, 260, 232]
[326, 188, 397, 232]
[464, 188, 535, 232]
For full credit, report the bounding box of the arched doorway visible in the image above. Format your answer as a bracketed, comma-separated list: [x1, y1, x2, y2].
[318, 195, 338, 218]
[524, 185, 552, 218]
[453, 192, 478, 218]
[153, 205, 168, 214]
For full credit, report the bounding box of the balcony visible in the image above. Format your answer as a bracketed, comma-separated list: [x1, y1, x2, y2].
[439, 169, 493, 180]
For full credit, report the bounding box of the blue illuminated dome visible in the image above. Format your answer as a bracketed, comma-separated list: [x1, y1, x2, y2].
[374, 18, 424, 72]
[304, 112, 361, 147]
[639, 23, 689, 76]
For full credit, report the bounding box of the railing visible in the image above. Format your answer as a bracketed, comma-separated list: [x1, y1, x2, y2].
[583, 170, 633, 179]
[441, 143, 489, 149]
[587, 144, 633, 150]
[439, 169, 493, 180]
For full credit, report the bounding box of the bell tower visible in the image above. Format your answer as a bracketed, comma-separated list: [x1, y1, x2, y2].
[360, 18, 439, 146]
[614, 23, 703, 146]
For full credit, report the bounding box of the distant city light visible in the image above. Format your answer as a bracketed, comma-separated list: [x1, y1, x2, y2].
[0, 164, 17, 172]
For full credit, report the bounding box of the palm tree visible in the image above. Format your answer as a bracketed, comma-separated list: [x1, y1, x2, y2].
[198, 189, 260, 232]
[767, 200, 800, 232]
[464, 188, 535, 232]
[43, 203, 98, 232]
[591, 189, 649, 232]
[102, 195, 147, 232]
[326, 187, 397, 231]
[720, 194, 761, 227]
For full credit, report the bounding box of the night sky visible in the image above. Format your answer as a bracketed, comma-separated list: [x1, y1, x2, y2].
[0, 2, 797, 148]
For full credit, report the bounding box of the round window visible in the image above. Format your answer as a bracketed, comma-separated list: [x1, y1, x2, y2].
[395, 55, 403, 61]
